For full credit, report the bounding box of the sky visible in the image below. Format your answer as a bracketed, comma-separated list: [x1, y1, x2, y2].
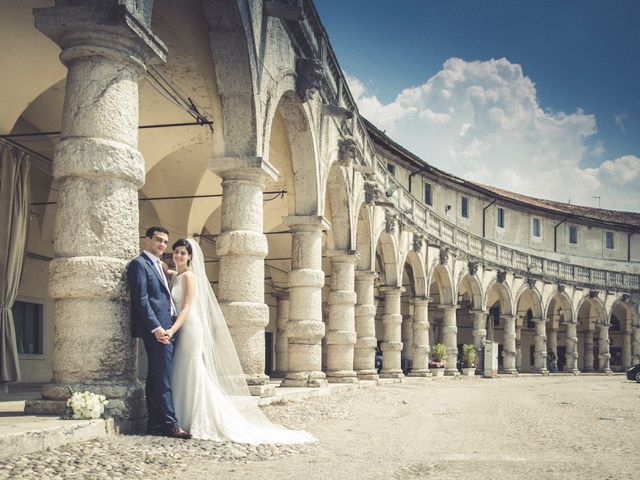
[314, 0, 640, 213]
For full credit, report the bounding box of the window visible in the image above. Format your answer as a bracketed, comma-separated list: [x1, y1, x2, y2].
[525, 309, 535, 329]
[569, 226, 578, 244]
[490, 305, 500, 326]
[424, 183, 433, 206]
[605, 231, 614, 249]
[497, 207, 505, 228]
[387, 163, 396, 177]
[461, 196, 469, 218]
[532, 218, 541, 237]
[11, 301, 43, 355]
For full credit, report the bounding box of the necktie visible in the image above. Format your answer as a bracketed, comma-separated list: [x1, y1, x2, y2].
[156, 259, 177, 316]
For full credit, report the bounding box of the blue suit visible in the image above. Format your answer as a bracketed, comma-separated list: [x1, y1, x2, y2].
[128, 253, 178, 430]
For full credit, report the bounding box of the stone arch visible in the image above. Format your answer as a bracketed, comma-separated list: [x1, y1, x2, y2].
[355, 202, 374, 271]
[456, 273, 484, 311]
[576, 295, 607, 327]
[543, 291, 574, 325]
[427, 264, 454, 306]
[323, 162, 353, 251]
[514, 285, 543, 319]
[402, 251, 427, 298]
[267, 91, 320, 216]
[485, 279, 514, 316]
[375, 230, 398, 287]
[204, 0, 259, 157]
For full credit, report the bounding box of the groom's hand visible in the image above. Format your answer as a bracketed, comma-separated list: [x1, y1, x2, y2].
[154, 328, 170, 344]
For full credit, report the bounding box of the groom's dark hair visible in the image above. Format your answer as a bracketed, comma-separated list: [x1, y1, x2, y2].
[145, 226, 169, 238]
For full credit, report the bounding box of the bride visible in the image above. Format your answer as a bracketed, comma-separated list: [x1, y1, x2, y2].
[164, 238, 316, 444]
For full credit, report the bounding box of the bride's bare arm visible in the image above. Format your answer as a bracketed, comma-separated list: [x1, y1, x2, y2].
[167, 271, 196, 337]
[161, 261, 177, 279]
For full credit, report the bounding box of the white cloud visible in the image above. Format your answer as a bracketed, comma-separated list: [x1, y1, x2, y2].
[614, 113, 628, 133]
[347, 58, 640, 212]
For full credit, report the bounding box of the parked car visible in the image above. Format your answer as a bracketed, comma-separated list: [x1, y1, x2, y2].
[626, 364, 640, 383]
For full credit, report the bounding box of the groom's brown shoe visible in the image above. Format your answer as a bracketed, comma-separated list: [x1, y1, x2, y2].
[163, 423, 192, 439]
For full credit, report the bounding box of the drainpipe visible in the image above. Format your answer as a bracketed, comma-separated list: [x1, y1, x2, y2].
[554, 217, 568, 253]
[482, 199, 497, 238]
[628, 232, 634, 262]
[408, 165, 429, 194]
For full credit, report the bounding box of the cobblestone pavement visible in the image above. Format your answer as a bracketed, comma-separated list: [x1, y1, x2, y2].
[2, 375, 638, 479]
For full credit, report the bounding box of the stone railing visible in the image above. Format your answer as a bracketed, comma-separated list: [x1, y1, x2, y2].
[379, 163, 640, 292]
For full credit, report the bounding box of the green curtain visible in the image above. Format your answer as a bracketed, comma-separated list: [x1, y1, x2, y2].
[0, 144, 30, 386]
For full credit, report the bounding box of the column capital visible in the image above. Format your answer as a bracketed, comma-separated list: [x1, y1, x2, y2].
[355, 270, 378, 281]
[410, 297, 431, 306]
[34, 3, 167, 67]
[209, 156, 278, 182]
[326, 249, 360, 263]
[272, 289, 289, 300]
[469, 309, 488, 316]
[436, 303, 459, 311]
[380, 286, 405, 295]
[283, 215, 331, 231]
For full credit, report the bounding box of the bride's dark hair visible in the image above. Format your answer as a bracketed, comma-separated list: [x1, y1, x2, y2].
[172, 238, 192, 266]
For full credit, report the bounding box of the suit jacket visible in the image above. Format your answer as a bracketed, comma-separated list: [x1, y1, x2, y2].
[128, 254, 173, 338]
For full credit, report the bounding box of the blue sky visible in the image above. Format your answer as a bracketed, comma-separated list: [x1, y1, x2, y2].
[315, 0, 640, 211]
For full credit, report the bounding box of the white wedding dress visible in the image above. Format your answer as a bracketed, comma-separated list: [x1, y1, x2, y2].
[170, 239, 316, 444]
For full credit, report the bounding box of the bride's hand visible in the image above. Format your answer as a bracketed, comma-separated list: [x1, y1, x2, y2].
[165, 328, 174, 339]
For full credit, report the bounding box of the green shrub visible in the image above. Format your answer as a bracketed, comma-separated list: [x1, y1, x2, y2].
[431, 343, 447, 365]
[462, 344, 476, 368]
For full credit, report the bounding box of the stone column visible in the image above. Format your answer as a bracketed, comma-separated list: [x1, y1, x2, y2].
[533, 318, 548, 374]
[564, 319, 580, 375]
[598, 324, 612, 374]
[515, 323, 523, 371]
[471, 310, 487, 372]
[548, 326, 558, 359]
[632, 325, 640, 365]
[209, 158, 278, 395]
[273, 291, 289, 377]
[622, 331, 632, 369]
[409, 298, 431, 377]
[440, 305, 459, 376]
[325, 251, 358, 383]
[25, 3, 166, 428]
[583, 327, 595, 372]
[401, 301, 414, 372]
[354, 271, 378, 380]
[379, 286, 405, 379]
[502, 315, 518, 374]
[282, 216, 329, 387]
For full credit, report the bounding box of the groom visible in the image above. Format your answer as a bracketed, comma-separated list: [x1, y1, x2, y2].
[128, 226, 191, 439]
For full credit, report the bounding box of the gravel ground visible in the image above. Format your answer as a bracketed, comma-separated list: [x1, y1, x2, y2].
[2, 375, 638, 479]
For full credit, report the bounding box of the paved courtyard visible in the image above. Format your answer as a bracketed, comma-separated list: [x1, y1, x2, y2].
[2, 375, 638, 479]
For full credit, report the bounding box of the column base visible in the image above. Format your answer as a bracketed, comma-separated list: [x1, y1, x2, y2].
[281, 372, 327, 388]
[569, 369, 580, 375]
[602, 369, 613, 376]
[408, 369, 432, 378]
[499, 369, 519, 376]
[326, 371, 359, 383]
[379, 370, 404, 380]
[356, 371, 380, 381]
[533, 367, 549, 376]
[248, 384, 276, 397]
[246, 373, 271, 386]
[25, 380, 145, 433]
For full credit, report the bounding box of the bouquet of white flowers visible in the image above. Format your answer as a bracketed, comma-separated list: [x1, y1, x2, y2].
[63, 390, 109, 420]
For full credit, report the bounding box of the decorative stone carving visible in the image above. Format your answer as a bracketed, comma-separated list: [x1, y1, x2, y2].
[497, 270, 507, 284]
[589, 290, 599, 299]
[413, 234, 424, 252]
[338, 136, 358, 167]
[385, 210, 396, 233]
[439, 247, 449, 265]
[468, 260, 478, 276]
[557, 283, 566, 293]
[364, 182, 380, 205]
[621, 293, 631, 302]
[526, 277, 536, 289]
[296, 57, 323, 101]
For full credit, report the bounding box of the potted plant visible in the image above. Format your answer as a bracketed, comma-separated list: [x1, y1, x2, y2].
[429, 343, 447, 377]
[461, 344, 477, 376]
